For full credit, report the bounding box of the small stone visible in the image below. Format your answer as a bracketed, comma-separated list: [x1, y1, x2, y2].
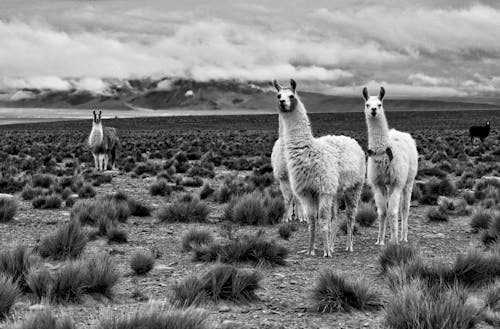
[219, 306, 231, 313]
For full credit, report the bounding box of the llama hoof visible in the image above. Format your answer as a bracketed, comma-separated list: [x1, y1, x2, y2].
[323, 252, 332, 258]
[307, 250, 316, 257]
[345, 246, 353, 252]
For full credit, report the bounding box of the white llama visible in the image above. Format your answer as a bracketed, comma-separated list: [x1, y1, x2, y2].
[88, 110, 120, 172]
[274, 79, 365, 256]
[362, 87, 418, 245]
[271, 116, 305, 222]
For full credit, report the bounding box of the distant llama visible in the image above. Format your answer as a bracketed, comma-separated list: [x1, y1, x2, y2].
[469, 121, 490, 144]
[271, 116, 305, 222]
[88, 110, 119, 171]
[274, 79, 365, 256]
[363, 87, 418, 245]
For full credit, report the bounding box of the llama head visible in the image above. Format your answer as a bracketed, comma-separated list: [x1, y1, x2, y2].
[273, 79, 298, 112]
[92, 110, 102, 126]
[362, 87, 385, 119]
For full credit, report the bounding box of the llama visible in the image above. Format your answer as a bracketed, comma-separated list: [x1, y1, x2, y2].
[88, 110, 119, 172]
[469, 121, 490, 144]
[271, 116, 305, 222]
[362, 87, 418, 245]
[274, 79, 365, 256]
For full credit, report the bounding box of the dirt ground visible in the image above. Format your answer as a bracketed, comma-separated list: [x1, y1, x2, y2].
[1, 167, 495, 329]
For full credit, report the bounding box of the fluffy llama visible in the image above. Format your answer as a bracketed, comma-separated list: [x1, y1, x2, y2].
[273, 79, 365, 256]
[363, 87, 418, 245]
[88, 110, 119, 171]
[271, 116, 305, 222]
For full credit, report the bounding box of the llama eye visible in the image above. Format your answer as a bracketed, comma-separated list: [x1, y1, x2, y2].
[277, 95, 281, 99]
[378, 104, 381, 108]
[289, 95, 295, 99]
[366, 104, 369, 108]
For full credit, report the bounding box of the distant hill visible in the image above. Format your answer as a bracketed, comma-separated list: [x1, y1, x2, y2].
[0, 78, 498, 113]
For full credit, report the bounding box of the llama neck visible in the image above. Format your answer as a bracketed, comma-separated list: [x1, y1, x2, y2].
[280, 100, 314, 151]
[88, 124, 103, 148]
[366, 113, 390, 150]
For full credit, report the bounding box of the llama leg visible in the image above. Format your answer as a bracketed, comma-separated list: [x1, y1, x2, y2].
[302, 196, 317, 256]
[103, 154, 109, 171]
[329, 196, 339, 254]
[98, 154, 105, 171]
[387, 187, 403, 244]
[92, 153, 98, 171]
[345, 183, 362, 252]
[111, 147, 117, 170]
[400, 182, 413, 243]
[280, 181, 294, 223]
[374, 187, 388, 245]
[318, 194, 333, 257]
[295, 197, 306, 222]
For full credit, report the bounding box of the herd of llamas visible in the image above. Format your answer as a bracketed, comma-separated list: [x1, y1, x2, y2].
[89, 80, 429, 257]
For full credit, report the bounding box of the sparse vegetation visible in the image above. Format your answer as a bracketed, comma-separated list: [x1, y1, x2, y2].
[157, 196, 209, 223]
[38, 220, 87, 260]
[181, 228, 214, 251]
[0, 197, 17, 222]
[0, 274, 19, 319]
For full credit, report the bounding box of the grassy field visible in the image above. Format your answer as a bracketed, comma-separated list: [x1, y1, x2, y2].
[1, 110, 500, 328]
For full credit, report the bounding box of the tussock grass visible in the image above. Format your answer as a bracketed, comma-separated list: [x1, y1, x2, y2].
[38, 220, 87, 260]
[311, 270, 382, 313]
[383, 280, 481, 329]
[379, 243, 418, 274]
[278, 222, 297, 240]
[172, 264, 261, 307]
[149, 179, 171, 196]
[98, 305, 209, 329]
[181, 229, 214, 252]
[0, 196, 17, 222]
[0, 274, 19, 319]
[192, 231, 288, 266]
[223, 192, 284, 225]
[355, 203, 377, 227]
[15, 309, 76, 329]
[130, 250, 155, 275]
[386, 249, 500, 290]
[29, 253, 118, 303]
[0, 245, 33, 292]
[157, 196, 209, 223]
[470, 208, 493, 232]
[32, 195, 62, 209]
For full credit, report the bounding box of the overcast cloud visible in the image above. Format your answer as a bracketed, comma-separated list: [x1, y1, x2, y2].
[0, 0, 499, 97]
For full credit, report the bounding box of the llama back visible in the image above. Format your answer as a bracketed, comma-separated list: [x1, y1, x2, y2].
[318, 135, 365, 187]
[103, 127, 119, 151]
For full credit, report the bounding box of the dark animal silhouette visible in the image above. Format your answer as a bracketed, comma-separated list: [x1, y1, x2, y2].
[469, 121, 490, 144]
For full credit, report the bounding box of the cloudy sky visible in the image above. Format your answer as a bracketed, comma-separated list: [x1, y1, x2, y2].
[1, 0, 500, 98]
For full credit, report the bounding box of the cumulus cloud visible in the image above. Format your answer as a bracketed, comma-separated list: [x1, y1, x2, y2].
[0, 0, 499, 97]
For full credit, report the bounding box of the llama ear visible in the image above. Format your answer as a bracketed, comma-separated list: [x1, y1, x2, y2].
[273, 80, 282, 92]
[362, 87, 369, 101]
[379, 87, 386, 101]
[290, 79, 297, 93]
[98, 110, 102, 119]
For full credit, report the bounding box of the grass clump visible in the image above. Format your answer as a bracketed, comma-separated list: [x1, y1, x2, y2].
[0, 196, 17, 222]
[38, 220, 87, 260]
[157, 196, 209, 223]
[181, 228, 214, 252]
[106, 226, 128, 244]
[15, 309, 76, 329]
[470, 209, 493, 232]
[192, 230, 288, 266]
[130, 250, 155, 275]
[149, 179, 171, 196]
[426, 207, 449, 222]
[98, 305, 209, 329]
[278, 222, 297, 240]
[0, 245, 33, 292]
[223, 192, 284, 225]
[32, 195, 62, 209]
[379, 243, 418, 274]
[383, 280, 481, 329]
[355, 203, 377, 227]
[0, 274, 19, 319]
[32, 253, 118, 303]
[172, 264, 261, 307]
[311, 270, 382, 313]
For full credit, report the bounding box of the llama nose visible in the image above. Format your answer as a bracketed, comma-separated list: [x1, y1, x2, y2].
[280, 100, 286, 105]
[371, 108, 377, 116]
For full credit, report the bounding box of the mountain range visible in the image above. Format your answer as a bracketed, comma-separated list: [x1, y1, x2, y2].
[0, 78, 498, 113]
